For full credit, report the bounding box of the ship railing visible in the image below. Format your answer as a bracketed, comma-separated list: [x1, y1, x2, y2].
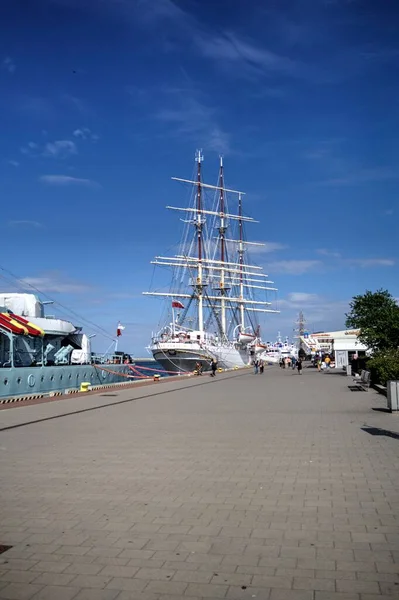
[91, 353, 134, 365]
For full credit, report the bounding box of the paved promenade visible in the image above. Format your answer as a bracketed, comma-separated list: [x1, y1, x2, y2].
[0, 367, 399, 600]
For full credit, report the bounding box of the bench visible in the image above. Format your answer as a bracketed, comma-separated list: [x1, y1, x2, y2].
[350, 369, 371, 391]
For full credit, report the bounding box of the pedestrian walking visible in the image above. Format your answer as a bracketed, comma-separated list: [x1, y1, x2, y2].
[297, 358, 303, 375]
[291, 356, 296, 370]
[253, 359, 259, 374]
[210, 358, 217, 377]
[259, 360, 264, 374]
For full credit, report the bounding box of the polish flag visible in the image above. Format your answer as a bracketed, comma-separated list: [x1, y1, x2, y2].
[117, 322, 125, 337]
[172, 301, 184, 309]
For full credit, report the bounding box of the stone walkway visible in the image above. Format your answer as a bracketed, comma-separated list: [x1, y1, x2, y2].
[0, 367, 398, 600]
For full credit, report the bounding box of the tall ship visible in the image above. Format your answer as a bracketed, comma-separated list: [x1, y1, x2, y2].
[144, 151, 279, 372]
[259, 332, 298, 364]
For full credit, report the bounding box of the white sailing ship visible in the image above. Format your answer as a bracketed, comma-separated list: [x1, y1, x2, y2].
[259, 333, 298, 364]
[144, 151, 279, 373]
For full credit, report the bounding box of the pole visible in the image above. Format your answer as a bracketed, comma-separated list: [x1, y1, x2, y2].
[219, 156, 226, 337]
[195, 150, 204, 335]
[238, 193, 245, 331]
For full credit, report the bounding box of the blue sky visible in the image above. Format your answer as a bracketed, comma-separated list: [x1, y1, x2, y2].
[1, 0, 398, 354]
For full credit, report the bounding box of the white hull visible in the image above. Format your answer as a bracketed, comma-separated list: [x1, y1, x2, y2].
[150, 340, 249, 373]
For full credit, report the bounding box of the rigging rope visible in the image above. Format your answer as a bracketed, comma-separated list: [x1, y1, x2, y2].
[0, 266, 115, 341]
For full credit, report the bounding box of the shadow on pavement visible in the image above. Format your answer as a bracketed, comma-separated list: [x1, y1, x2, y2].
[361, 426, 399, 440]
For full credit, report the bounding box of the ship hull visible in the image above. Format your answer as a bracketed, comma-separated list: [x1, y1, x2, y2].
[153, 348, 211, 373]
[151, 343, 249, 373]
[0, 364, 135, 400]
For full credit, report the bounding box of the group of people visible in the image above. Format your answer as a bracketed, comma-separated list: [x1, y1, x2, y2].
[195, 359, 218, 377]
[279, 355, 303, 374]
[315, 355, 332, 372]
[252, 359, 265, 374]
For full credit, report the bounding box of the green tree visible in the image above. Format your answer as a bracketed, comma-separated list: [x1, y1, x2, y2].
[345, 289, 399, 353]
[367, 349, 399, 385]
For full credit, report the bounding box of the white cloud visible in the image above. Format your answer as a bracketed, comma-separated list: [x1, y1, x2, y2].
[20, 142, 39, 155]
[267, 260, 321, 275]
[345, 258, 395, 268]
[194, 32, 295, 78]
[287, 293, 321, 303]
[7, 160, 19, 167]
[384, 209, 394, 216]
[2, 56, 15, 73]
[134, 0, 186, 23]
[8, 220, 43, 229]
[317, 248, 341, 258]
[43, 139, 77, 158]
[156, 93, 230, 154]
[316, 250, 394, 268]
[21, 274, 93, 294]
[39, 175, 100, 188]
[249, 241, 287, 255]
[317, 166, 399, 186]
[273, 296, 349, 336]
[73, 127, 99, 142]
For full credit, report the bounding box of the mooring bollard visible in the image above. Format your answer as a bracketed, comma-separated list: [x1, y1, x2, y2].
[80, 382, 91, 392]
[153, 374, 161, 382]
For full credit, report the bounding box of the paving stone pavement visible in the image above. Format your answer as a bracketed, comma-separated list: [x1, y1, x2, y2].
[0, 366, 399, 600]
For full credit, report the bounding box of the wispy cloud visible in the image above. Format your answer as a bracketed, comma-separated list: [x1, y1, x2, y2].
[2, 56, 16, 73]
[20, 142, 39, 155]
[244, 241, 288, 257]
[287, 292, 322, 303]
[344, 258, 395, 268]
[384, 209, 394, 216]
[275, 295, 349, 333]
[194, 32, 295, 79]
[135, 0, 187, 23]
[267, 260, 322, 275]
[8, 220, 43, 229]
[156, 92, 230, 154]
[317, 248, 341, 258]
[73, 127, 99, 142]
[43, 139, 77, 158]
[316, 249, 394, 268]
[317, 166, 399, 186]
[39, 175, 100, 188]
[18, 96, 56, 119]
[7, 160, 19, 167]
[21, 273, 93, 294]
[21, 139, 77, 158]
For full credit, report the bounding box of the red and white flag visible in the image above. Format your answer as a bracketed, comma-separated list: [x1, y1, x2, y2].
[116, 322, 125, 337]
[172, 301, 184, 309]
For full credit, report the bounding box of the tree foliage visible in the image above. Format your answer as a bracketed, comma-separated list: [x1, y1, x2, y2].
[367, 349, 399, 385]
[345, 289, 399, 353]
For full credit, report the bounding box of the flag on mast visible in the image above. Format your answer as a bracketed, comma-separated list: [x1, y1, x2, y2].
[172, 301, 184, 309]
[116, 322, 125, 337]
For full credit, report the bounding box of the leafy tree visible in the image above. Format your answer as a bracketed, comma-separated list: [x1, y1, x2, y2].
[345, 289, 399, 353]
[367, 349, 399, 385]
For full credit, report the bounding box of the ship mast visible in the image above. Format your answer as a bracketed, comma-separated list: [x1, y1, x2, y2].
[238, 193, 245, 331]
[218, 156, 227, 337]
[143, 156, 281, 327]
[195, 149, 204, 334]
